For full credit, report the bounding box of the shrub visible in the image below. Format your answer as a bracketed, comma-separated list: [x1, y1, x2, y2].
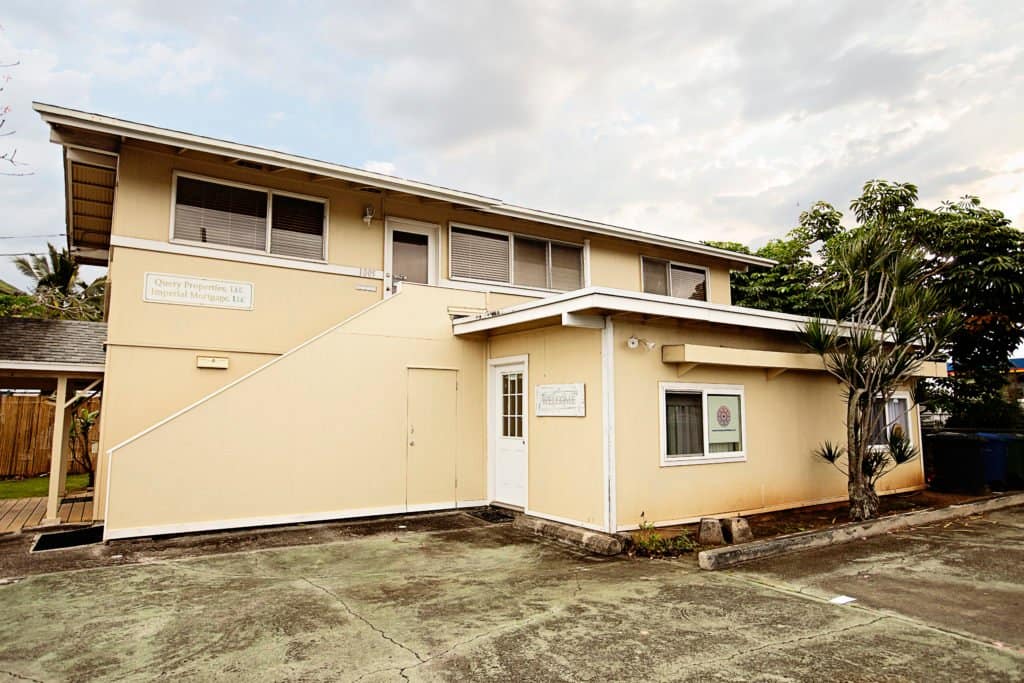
[630, 514, 696, 557]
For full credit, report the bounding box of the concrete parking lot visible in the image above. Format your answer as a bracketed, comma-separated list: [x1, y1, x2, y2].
[0, 507, 1021, 682]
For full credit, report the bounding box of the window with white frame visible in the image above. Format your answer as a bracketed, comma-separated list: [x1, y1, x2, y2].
[642, 257, 707, 301]
[449, 224, 583, 291]
[173, 174, 327, 261]
[868, 396, 912, 447]
[660, 382, 745, 465]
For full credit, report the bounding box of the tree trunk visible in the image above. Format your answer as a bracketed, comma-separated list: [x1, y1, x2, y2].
[848, 477, 879, 521]
[846, 389, 880, 521]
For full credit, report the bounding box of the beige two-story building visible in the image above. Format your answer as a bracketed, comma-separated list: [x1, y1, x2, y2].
[33, 103, 944, 541]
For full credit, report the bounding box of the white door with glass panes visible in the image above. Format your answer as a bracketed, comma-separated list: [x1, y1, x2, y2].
[493, 363, 527, 508]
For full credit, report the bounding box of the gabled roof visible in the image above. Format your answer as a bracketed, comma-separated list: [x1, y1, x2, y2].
[0, 317, 106, 371]
[33, 102, 775, 270]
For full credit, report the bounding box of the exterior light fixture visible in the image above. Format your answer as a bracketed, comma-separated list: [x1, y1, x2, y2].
[363, 205, 375, 225]
[627, 336, 657, 351]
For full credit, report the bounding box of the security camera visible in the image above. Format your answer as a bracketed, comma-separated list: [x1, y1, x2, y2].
[627, 336, 640, 349]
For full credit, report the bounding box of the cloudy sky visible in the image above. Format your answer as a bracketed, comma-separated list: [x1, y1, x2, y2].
[1, 0, 1022, 294]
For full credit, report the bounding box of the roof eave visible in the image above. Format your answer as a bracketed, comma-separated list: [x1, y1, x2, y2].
[33, 102, 776, 269]
[452, 287, 811, 336]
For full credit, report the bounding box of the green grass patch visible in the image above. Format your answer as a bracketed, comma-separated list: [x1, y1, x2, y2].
[0, 474, 90, 500]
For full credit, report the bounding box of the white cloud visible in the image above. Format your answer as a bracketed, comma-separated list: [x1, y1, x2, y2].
[363, 160, 396, 176]
[1, 0, 1023, 295]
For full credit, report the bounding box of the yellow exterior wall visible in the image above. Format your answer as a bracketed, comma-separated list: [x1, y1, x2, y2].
[112, 142, 738, 305]
[94, 144, 760, 531]
[104, 285, 488, 536]
[587, 236, 734, 305]
[488, 326, 605, 529]
[612, 320, 925, 530]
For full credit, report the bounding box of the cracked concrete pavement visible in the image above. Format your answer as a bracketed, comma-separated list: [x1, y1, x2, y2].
[0, 507, 1022, 681]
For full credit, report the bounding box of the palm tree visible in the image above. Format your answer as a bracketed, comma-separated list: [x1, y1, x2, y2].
[13, 243, 79, 294]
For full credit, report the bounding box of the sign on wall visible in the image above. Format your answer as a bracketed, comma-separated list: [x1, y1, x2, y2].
[535, 383, 586, 417]
[707, 394, 741, 444]
[144, 272, 254, 310]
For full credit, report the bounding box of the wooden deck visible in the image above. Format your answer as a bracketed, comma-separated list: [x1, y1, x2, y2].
[0, 494, 94, 533]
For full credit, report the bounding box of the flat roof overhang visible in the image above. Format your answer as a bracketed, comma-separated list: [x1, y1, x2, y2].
[452, 287, 815, 337]
[452, 287, 948, 379]
[34, 102, 776, 272]
[0, 363, 104, 392]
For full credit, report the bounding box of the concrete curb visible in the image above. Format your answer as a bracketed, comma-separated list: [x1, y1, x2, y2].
[513, 515, 623, 556]
[698, 492, 1024, 571]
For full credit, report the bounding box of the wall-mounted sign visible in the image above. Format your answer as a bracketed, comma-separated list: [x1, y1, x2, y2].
[707, 394, 741, 444]
[535, 383, 585, 417]
[144, 272, 254, 310]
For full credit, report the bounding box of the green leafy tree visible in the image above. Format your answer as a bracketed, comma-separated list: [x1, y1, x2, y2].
[901, 197, 1024, 427]
[713, 182, 1024, 428]
[707, 201, 843, 316]
[8, 243, 106, 321]
[70, 405, 100, 488]
[804, 182, 959, 520]
[13, 243, 79, 294]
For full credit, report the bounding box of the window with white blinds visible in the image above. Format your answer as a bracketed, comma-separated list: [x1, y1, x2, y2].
[642, 257, 707, 301]
[173, 175, 327, 261]
[450, 225, 583, 291]
[450, 227, 510, 282]
[271, 194, 325, 260]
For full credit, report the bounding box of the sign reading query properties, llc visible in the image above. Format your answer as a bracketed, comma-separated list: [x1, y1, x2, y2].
[143, 272, 254, 311]
[535, 383, 585, 417]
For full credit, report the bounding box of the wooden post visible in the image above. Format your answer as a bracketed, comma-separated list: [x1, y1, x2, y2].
[43, 377, 71, 524]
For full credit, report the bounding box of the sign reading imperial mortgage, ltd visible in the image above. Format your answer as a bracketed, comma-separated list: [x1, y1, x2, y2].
[143, 273, 254, 311]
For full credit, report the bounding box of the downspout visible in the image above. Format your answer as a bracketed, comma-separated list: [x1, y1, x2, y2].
[602, 315, 617, 533]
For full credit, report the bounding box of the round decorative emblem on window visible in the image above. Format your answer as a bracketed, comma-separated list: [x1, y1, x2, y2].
[716, 405, 731, 427]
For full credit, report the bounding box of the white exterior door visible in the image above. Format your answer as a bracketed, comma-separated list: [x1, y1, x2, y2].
[492, 361, 527, 508]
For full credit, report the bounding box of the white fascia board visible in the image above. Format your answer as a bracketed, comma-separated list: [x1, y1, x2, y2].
[34, 103, 498, 207]
[0, 361, 105, 374]
[34, 103, 775, 270]
[452, 287, 814, 336]
[489, 204, 776, 268]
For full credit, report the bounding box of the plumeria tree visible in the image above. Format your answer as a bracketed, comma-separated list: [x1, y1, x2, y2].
[803, 182, 959, 521]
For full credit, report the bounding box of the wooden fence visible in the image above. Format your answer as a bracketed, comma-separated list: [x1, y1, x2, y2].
[0, 394, 101, 478]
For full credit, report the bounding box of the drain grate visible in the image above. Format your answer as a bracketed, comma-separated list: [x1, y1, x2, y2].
[466, 507, 516, 524]
[32, 525, 104, 552]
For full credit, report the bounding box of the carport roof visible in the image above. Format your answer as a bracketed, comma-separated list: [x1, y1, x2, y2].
[0, 317, 106, 372]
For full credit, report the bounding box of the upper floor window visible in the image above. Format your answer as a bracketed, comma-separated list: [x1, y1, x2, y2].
[173, 174, 327, 261]
[642, 257, 707, 301]
[449, 224, 583, 291]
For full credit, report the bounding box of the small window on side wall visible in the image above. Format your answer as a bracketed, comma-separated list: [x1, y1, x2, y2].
[661, 383, 745, 466]
[868, 396, 911, 447]
[642, 257, 707, 301]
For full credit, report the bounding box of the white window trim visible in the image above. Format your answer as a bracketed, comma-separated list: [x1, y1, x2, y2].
[169, 170, 330, 263]
[448, 222, 585, 294]
[868, 390, 915, 450]
[641, 256, 710, 301]
[384, 216, 439, 297]
[659, 381, 747, 467]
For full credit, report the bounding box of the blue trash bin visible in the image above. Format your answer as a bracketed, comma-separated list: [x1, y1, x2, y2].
[977, 433, 1012, 489]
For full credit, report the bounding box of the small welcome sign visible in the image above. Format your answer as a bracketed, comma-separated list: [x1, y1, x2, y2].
[535, 383, 585, 417]
[144, 272, 254, 310]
